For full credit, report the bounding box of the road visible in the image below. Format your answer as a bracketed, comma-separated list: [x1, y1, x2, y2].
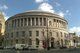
[0, 48, 80, 53]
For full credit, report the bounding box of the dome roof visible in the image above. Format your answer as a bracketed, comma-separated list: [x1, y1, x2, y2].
[7, 10, 66, 21]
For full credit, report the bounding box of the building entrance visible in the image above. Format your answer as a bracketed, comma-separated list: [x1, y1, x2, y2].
[51, 37, 54, 48]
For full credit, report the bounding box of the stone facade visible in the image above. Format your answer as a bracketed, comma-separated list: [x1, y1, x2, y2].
[0, 12, 5, 35]
[69, 33, 78, 48]
[4, 10, 68, 49]
[0, 12, 5, 46]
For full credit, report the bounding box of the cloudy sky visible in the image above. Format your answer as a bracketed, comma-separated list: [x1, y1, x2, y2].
[0, 0, 80, 35]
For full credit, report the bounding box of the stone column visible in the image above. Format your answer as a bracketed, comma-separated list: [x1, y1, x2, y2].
[59, 21, 60, 27]
[57, 20, 59, 27]
[38, 18, 40, 26]
[31, 18, 32, 26]
[42, 18, 43, 26]
[56, 20, 57, 27]
[23, 18, 25, 26]
[27, 18, 28, 26]
[34, 18, 36, 26]
[20, 19, 21, 27]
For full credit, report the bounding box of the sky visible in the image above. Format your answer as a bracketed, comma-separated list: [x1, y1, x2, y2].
[0, 0, 80, 35]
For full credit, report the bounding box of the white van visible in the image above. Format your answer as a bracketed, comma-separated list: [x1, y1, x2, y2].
[14, 44, 26, 49]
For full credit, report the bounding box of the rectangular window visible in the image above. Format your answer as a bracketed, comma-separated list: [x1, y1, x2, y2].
[11, 40, 13, 45]
[11, 33, 13, 38]
[61, 32, 63, 37]
[14, 20, 15, 27]
[12, 20, 14, 27]
[32, 18, 34, 26]
[54, 19, 56, 22]
[16, 32, 19, 37]
[36, 31, 39, 36]
[49, 32, 52, 36]
[29, 31, 32, 36]
[16, 39, 18, 43]
[28, 39, 32, 45]
[22, 31, 25, 37]
[56, 32, 58, 37]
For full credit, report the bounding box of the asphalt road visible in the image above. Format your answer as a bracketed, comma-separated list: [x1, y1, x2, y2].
[0, 48, 80, 53]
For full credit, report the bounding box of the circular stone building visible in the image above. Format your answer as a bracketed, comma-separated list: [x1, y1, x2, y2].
[4, 10, 68, 49]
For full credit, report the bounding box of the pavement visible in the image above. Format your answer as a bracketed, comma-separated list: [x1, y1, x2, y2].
[0, 48, 80, 53]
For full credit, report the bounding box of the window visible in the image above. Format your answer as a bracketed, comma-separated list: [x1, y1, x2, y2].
[32, 18, 34, 26]
[14, 19, 16, 27]
[11, 40, 13, 45]
[22, 31, 25, 37]
[16, 32, 19, 37]
[29, 31, 32, 36]
[42, 30, 45, 37]
[49, 21, 52, 26]
[36, 18, 38, 25]
[36, 38, 39, 45]
[28, 18, 31, 26]
[49, 32, 52, 36]
[6, 33, 8, 38]
[56, 32, 58, 37]
[54, 19, 56, 22]
[11, 33, 13, 38]
[44, 18, 46, 26]
[60, 32, 63, 37]
[28, 39, 32, 45]
[22, 39, 25, 44]
[64, 33, 67, 38]
[36, 31, 39, 36]
[61, 39, 63, 46]
[40, 18, 42, 26]
[12, 20, 14, 27]
[7, 33, 9, 38]
[16, 39, 18, 43]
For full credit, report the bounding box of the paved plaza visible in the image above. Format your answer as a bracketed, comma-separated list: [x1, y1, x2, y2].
[0, 48, 80, 53]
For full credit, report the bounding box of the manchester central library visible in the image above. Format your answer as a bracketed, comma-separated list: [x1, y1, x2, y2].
[4, 10, 68, 49]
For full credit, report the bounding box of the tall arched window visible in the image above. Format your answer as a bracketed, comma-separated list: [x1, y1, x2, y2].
[28, 38, 32, 45]
[61, 39, 63, 46]
[49, 21, 52, 26]
[36, 38, 39, 45]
